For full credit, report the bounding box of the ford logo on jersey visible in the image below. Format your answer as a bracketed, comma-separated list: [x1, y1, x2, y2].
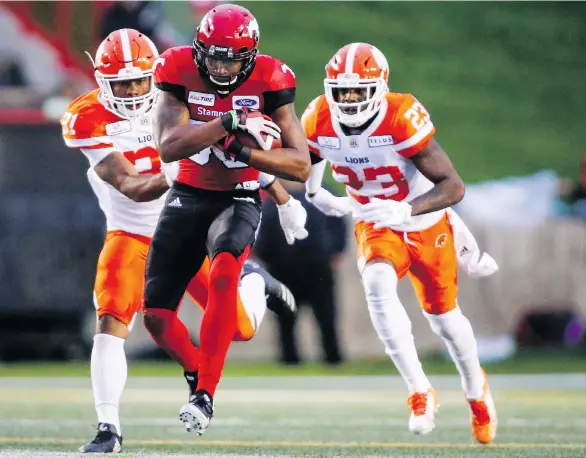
[233, 96, 260, 110]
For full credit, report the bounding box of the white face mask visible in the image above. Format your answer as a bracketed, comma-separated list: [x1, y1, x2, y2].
[95, 69, 157, 119]
[324, 74, 387, 128]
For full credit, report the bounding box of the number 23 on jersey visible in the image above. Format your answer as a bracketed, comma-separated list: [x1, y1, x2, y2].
[332, 164, 409, 201]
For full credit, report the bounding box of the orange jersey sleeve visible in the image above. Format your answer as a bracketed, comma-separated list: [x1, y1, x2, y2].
[61, 90, 121, 166]
[387, 93, 436, 158]
[61, 90, 116, 148]
[301, 95, 328, 161]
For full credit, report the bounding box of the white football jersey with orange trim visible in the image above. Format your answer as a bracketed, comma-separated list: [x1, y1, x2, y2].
[302, 92, 444, 232]
[62, 89, 165, 237]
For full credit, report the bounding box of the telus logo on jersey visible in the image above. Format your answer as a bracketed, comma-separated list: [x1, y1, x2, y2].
[317, 136, 341, 149]
[345, 157, 369, 164]
[105, 120, 131, 136]
[232, 96, 260, 110]
[188, 91, 216, 107]
[368, 135, 394, 147]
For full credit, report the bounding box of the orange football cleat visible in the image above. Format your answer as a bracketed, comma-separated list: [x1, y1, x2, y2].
[468, 370, 497, 444]
[408, 387, 439, 435]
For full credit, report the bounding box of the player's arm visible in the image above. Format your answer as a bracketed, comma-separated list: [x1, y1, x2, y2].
[262, 176, 291, 205]
[301, 97, 351, 217]
[91, 151, 168, 202]
[408, 138, 465, 215]
[153, 91, 229, 163]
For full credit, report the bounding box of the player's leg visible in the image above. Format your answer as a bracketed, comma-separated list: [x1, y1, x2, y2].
[80, 231, 150, 453]
[180, 193, 261, 435]
[143, 185, 210, 380]
[408, 214, 497, 443]
[355, 221, 437, 435]
[185, 257, 295, 343]
[186, 257, 259, 343]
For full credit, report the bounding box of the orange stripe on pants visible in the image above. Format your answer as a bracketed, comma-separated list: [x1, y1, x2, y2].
[355, 213, 458, 315]
[94, 230, 151, 325]
[94, 231, 256, 338]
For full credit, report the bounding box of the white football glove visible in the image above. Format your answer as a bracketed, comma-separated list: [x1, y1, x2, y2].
[162, 161, 179, 187]
[360, 197, 412, 228]
[277, 197, 309, 245]
[238, 111, 281, 150]
[306, 188, 352, 217]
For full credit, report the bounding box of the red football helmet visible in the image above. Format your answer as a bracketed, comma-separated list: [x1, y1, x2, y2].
[90, 28, 159, 119]
[192, 4, 260, 94]
[324, 42, 389, 127]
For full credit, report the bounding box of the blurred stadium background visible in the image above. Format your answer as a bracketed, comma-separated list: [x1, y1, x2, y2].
[0, 1, 585, 456]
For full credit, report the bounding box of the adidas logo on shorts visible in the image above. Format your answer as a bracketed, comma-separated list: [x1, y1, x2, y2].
[168, 197, 182, 207]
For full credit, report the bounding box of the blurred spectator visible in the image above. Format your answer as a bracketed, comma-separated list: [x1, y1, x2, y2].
[0, 10, 65, 107]
[558, 153, 586, 219]
[254, 182, 347, 365]
[0, 58, 25, 87]
[99, 1, 176, 51]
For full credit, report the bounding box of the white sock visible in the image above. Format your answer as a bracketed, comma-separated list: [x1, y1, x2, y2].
[91, 333, 127, 435]
[424, 308, 484, 400]
[361, 262, 431, 393]
[238, 272, 267, 332]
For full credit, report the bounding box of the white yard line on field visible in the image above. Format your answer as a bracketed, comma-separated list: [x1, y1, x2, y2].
[1, 416, 585, 430]
[1, 374, 584, 391]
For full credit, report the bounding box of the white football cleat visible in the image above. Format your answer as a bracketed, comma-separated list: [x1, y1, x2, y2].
[408, 387, 439, 435]
[179, 390, 215, 436]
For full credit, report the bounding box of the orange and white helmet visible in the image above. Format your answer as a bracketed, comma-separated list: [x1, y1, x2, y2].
[324, 43, 389, 127]
[89, 28, 159, 119]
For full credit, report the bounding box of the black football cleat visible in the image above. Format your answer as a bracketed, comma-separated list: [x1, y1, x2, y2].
[79, 422, 122, 453]
[179, 389, 215, 435]
[241, 260, 297, 316]
[184, 370, 199, 399]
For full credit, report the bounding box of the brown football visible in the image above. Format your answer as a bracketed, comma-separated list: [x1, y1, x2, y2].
[235, 130, 282, 150]
[233, 111, 282, 150]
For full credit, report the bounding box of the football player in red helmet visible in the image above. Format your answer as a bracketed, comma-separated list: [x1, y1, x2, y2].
[142, 4, 310, 435]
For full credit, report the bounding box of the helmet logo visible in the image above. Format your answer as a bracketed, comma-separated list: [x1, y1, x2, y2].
[330, 54, 342, 71]
[246, 18, 260, 42]
[209, 45, 233, 58]
[200, 15, 214, 38]
[370, 46, 389, 73]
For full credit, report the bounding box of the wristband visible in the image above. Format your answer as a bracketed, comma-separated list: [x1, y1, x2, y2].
[220, 110, 238, 133]
[233, 146, 252, 163]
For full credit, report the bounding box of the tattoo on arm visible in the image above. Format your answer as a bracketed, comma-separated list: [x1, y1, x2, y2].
[153, 91, 190, 150]
[153, 91, 229, 162]
[408, 137, 465, 216]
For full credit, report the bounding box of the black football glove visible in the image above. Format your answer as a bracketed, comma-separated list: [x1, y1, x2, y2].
[216, 135, 252, 163]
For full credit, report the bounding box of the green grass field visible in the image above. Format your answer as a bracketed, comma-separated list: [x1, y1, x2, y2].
[1, 375, 585, 457]
[1, 348, 584, 377]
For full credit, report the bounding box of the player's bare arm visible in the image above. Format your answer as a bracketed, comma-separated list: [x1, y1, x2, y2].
[246, 103, 311, 182]
[94, 152, 168, 202]
[263, 179, 292, 205]
[153, 91, 228, 163]
[408, 137, 465, 215]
